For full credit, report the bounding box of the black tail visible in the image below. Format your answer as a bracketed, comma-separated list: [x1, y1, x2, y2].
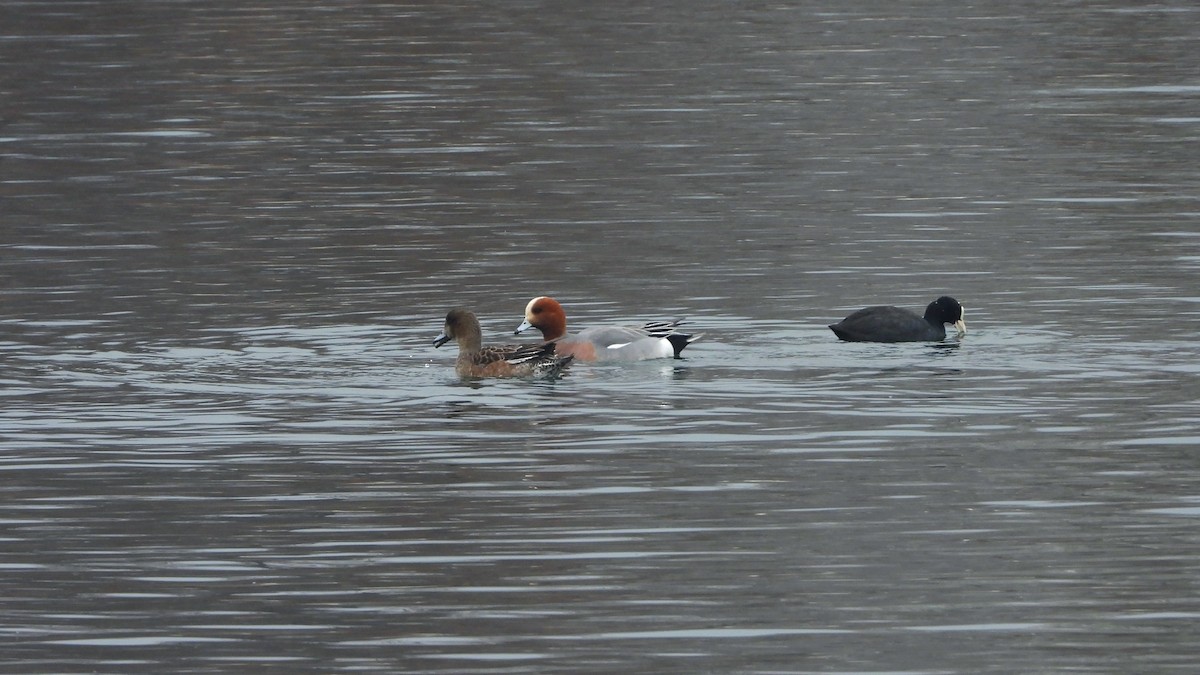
[666, 333, 700, 359]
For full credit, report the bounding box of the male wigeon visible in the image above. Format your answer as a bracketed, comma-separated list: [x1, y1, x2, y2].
[829, 296, 966, 343]
[514, 296, 699, 362]
[434, 308, 574, 378]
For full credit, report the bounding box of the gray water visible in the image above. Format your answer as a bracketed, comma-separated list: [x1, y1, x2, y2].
[3, 1, 1200, 673]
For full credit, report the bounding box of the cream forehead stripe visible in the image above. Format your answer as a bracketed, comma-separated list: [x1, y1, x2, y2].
[524, 296, 547, 319]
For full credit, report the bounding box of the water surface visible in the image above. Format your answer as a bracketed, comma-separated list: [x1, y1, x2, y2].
[3, 1, 1200, 673]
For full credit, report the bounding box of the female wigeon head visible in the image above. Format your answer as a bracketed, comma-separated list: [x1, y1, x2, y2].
[434, 308, 482, 352]
[514, 296, 568, 340]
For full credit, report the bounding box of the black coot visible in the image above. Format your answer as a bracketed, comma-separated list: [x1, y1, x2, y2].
[829, 296, 966, 343]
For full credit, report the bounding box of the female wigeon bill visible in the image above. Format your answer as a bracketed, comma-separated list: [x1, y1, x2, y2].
[514, 296, 700, 362]
[434, 308, 574, 378]
[828, 296, 966, 343]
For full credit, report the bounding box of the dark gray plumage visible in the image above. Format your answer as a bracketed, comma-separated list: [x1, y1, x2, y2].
[829, 296, 966, 343]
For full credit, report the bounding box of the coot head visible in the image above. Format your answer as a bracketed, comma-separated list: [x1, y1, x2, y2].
[924, 296, 966, 336]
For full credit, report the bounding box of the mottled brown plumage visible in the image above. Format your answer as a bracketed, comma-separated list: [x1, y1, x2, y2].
[434, 308, 573, 378]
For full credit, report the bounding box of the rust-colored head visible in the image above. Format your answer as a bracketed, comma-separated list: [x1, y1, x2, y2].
[514, 296, 568, 341]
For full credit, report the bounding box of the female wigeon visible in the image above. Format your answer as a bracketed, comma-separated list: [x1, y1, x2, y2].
[829, 296, 966, 342]
[514, 296, 699, 362]
[434, 308, 574, 378]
